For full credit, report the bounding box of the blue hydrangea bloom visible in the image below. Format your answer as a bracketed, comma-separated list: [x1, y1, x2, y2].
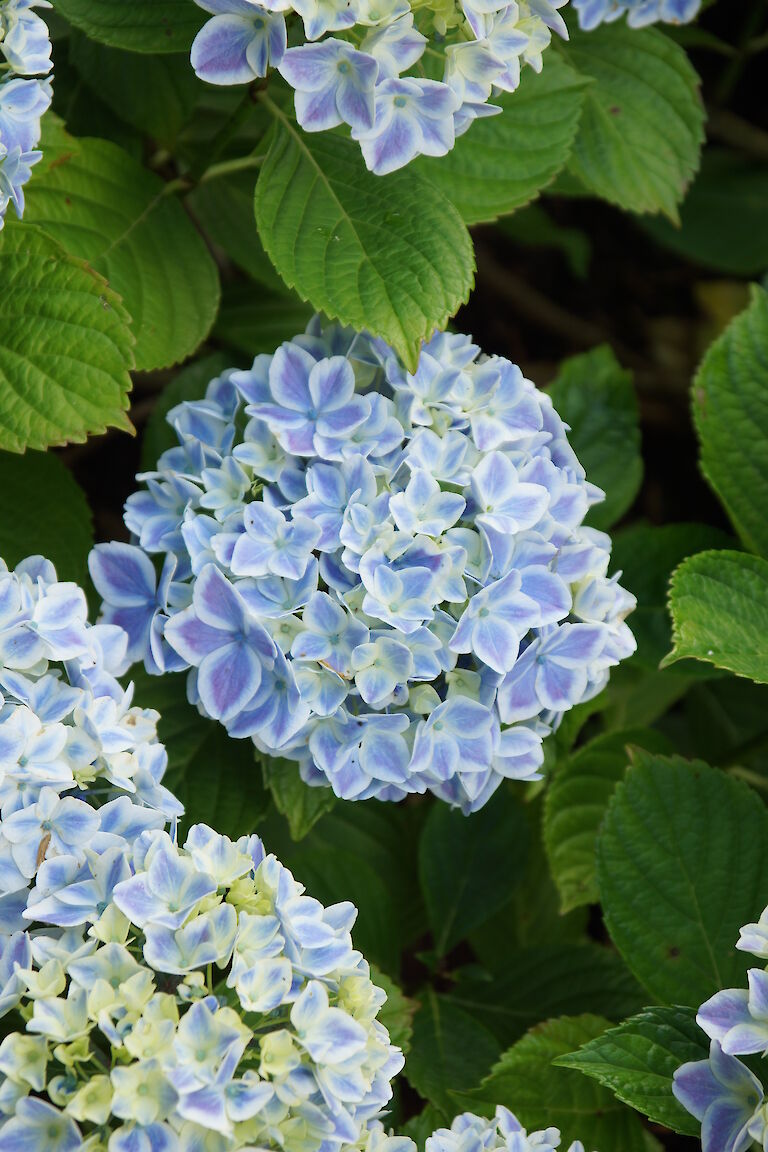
[0, 555, 183, 936]
[425, 1106, 595, 1152]
[95, 318, 635, 814]
[673, 899, 768, 1152]
[0, 1, 52, 228]
[571, 0, 700, 28]
[190, 0, 570, 174]
[0, 811, 405, 1150]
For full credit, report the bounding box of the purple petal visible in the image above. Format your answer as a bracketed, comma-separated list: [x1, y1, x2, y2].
[191, 15, 260, 85]
[88, 543, 156, 607]
[198, 641, 263, 721]
[164, 606, 224, 665]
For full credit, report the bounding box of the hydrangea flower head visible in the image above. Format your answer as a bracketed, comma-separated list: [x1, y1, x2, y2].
[571, 0, 700, 28]
[190, 0, 569, 174]
[94, 318, 635, 814]
[0, 0, 52, 228]
[0, 555, 182, 938]
[425, 1105, 596, 1152]
[0, 814, 405, 1151]
[673, 897, 768, 1152]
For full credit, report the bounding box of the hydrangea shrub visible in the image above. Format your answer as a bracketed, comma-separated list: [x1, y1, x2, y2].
[92, 319, 635, 813]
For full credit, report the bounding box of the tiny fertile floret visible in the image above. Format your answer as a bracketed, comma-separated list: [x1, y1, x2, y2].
[93, 319, 636, 814]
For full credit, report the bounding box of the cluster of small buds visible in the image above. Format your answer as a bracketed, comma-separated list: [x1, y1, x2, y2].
[425, 1105, 595, 1152]
[0, 0, 52, 228]
[673, 906, 768, 1152]
[190, 0, 571, 175]
[0, 554, 182, 938]
[571, 0, 699, 27]
[0, 816, 404, 1151]
[92, 318, 636, 814]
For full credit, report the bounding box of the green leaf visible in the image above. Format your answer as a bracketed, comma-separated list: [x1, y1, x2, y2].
[612, 522, 732, 669]
[213, 281, 315, 359]
[597, 749, 768, 1004]
[54, 0, 204, 53]
[172, 727, 270, 840]
[406, 989, 501, 1113]
[70, 33, 201, 143]
[547, 345, 641, 530]
[556, 1005, 708, 1137]
[262, 759, 336, 841]
[189, 173, 288, 291]
[0, 451, 93, 584]
[642, 150, 768, 276]
[370, 967, 416, 1054]
[141, 352, 235, 471]
[563, 22, 704, 221]
[254, 101, 474, 371]
[454, 1015, 649, 1151]
[469, 800, 589, 962]
[416, 56, 587, 225]
[24, 119, 220, 371]
[0, 223, 133, 453]
[419, 789, 528, 956]
[664, 550, 768, 683]
[448, 945, 644, 1049]
[544, 728, 671, 913]
[693, 285, 768, 555]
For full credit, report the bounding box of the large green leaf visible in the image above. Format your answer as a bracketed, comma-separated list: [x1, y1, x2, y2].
[419, 789, 528, 956]
[547, 345, 641, 530]
[70, 33, 201, 143]
[171, 727, 270, 841]
[54, 0, 204, 53]
[417, 56, 587, 225]
[470, 801, 589, 963]
[448, 945, 644, 1049]
[543, 728, 671, 913]
[24, 119, 220, 371]
[664, 550, 768, 683]
[556, 1005, 708, 1137]
[642, 150, 768, 276]
[0, 451, 93, 584]
[189, 174, 288, 290]
[693, 286, 768, 555]
[454, 1016, 649, 1151]
[597, 750, 768, 1004]
[261, 759, 336, 842]
[406, 990, 501, 1113]
[0, 224, 133, 452]
[254, 101, 474, 371]
[612, 521, 732, 669]
[563, 22, 704, 220]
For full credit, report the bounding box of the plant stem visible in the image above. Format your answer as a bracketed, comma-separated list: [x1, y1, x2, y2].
[161, 151, 266, 198]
